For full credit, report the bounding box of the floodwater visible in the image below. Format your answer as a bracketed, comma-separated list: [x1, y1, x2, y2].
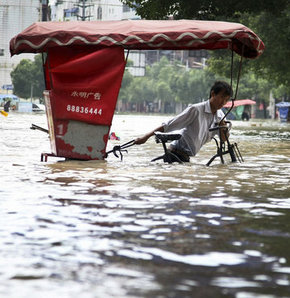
[0, 112, 290, 298]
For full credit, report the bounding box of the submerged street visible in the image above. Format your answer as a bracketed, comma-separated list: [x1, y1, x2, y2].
[0, 113, 290, 297]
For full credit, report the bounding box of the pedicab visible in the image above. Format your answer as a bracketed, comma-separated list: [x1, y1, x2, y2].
[10, 20, 264, 164]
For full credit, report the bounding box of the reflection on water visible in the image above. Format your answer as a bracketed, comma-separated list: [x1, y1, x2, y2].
[0, 113, 290, 297]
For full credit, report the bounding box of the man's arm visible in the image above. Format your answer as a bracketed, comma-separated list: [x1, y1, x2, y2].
[134, 125, 164, 145]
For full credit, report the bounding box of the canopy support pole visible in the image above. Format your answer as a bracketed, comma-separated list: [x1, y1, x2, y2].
[41, 53, 48, 89]
[220, 43, 245, 124]
[125, 49, 130, 64]
[42, 52, 54, 90]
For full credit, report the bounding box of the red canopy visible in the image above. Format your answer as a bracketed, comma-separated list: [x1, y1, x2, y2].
[10, 19, 264, 59]
[223, 99, 256, 108]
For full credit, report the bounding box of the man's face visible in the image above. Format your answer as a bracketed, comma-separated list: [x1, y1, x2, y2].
[213, 91, 231, 109]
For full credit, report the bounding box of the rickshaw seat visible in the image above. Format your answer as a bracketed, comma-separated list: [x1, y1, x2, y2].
[154, 132, 182, 143]
[151, 132, 183, 163]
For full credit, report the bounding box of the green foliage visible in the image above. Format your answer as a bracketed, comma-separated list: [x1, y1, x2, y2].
[118, 70, 134, 102]
[127, 76, 156, 103]
[237, 73, 272, 103]
[119, 55, 279, 110]
[121, 0, 288, 20]
[175, 69, 215, 103]
[10, 59, 34, 98]
[272, 85, 289, 101]
[121, 0, 289, 99]
[119, 56, 223, 109]
[240, 9, 290, 95]
[10, 54, 45, 99]
[207, 7, 290, 97]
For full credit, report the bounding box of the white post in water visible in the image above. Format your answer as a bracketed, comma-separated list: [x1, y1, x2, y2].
[30, 83, 33, 102]
[269, 91, 275, 119]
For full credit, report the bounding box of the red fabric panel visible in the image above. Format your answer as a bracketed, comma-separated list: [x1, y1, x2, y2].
[46, 46, 125, 126]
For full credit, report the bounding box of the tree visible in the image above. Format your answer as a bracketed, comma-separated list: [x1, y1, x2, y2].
[126, 75, 156, 111]
[242, 10, 290, 94]
[206, 7, 290, 96]
[31, 55, 46, 98]
[11, 54, 45, 99]
[121, 0, 290, 97]
[10, 59, 34, 99]
[119, 56, 222, 112]
[118, 69, 134, 102]
[238, 73, 271, 103]
[272, 84, 289, 101]
[121, 0, 288, 20]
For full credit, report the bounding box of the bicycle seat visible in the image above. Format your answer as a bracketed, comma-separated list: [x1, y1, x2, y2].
[154, 132, 182, 143]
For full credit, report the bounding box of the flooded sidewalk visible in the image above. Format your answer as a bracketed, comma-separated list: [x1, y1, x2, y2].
[0, 113, 290, 297]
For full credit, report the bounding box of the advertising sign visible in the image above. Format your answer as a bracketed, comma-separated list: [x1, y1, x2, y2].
[44, 47, 125, 160]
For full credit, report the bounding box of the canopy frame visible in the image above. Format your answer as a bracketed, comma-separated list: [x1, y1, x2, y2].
[221, 44, 245, 124]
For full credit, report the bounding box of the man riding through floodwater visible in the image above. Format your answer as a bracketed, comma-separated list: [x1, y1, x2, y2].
[134, 81, 233, 162]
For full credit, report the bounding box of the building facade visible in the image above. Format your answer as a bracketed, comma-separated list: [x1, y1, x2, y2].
[1, 1, 205, 95]
[50, 0, 138, 22]
[0, 0, 42, 90]
[0, 0, 140, 91]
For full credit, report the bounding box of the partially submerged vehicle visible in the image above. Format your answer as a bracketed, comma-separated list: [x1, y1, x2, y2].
[10, 20, 264, 164]
[32, 103, 46, 113]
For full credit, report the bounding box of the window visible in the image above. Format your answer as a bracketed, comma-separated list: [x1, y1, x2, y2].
[123, 4, 130, 12]
[64, 7, 79, 18]
[188, 50, 209, 58]
[97, 6, 102, 20]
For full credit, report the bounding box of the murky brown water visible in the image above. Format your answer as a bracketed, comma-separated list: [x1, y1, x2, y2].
[1, 113, 290, 298]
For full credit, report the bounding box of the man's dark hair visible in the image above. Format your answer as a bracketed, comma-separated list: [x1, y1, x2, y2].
[210, 81, 233, 98]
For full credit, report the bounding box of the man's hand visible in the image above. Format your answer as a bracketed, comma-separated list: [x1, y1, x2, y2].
[219, 120, 229, 142]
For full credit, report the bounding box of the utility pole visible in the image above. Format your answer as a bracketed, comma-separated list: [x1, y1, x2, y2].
[42, 0, 49, 21]
[76, 0, 93, 21]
